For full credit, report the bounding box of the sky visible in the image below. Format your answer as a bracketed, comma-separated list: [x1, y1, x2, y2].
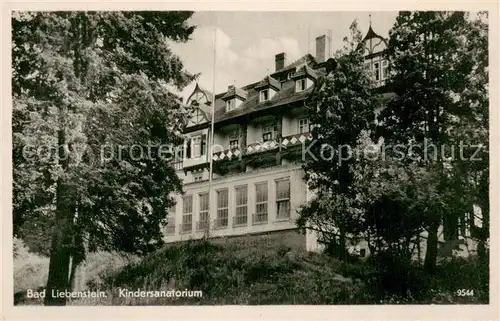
[169, 11, 398, 101]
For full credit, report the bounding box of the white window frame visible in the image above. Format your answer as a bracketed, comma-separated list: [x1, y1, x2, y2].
[234, 185, 248, 226]
[215, 189, 229, 228]
[275, 178, 291, 220]
[191, 135, 201, 158]
[382, 60, 389, 80]
[197, 192, 209, 230]
[193, 173, 203, 182]
[298, 118, 310, 134]
[165, 205, 176, 234]
[295, 78, 307, 92]
[181, 195, 193, 233]
[254, 182, 268, 224]
[229, 139, 239, 149]
[259, 89, 269, 102]
[262, 124, 277, 142]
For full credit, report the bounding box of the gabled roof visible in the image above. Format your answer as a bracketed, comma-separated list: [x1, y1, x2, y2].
[222, 85, 248, 101]
[276, 54, 317, 73]
[254, 75, 281, 91]
[186, 83, 214, 105]
[183, 53, 325, 129]
[291, 64, 318, 80]
[363, 25, 385, 42]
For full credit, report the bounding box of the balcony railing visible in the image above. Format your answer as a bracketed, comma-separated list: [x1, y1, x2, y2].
[171, 160, 183, 171]
[212, 147, 243, 161]
[211, 133, 314, 161]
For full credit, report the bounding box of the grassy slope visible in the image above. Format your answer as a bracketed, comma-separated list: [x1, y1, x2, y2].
[87, 238, 373, 305]
[14, 236, 488, 305]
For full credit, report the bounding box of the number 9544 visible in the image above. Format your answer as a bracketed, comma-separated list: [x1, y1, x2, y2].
[456, 289, 474, 296]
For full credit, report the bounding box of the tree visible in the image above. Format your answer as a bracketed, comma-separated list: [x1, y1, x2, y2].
[297, 20, 380, 259]
[379, 11, 488, 272]
[12, 11, 197, 305]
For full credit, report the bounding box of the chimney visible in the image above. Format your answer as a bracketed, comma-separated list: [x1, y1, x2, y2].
[275, 52, 286, 71]
[315, 35, 329, 63]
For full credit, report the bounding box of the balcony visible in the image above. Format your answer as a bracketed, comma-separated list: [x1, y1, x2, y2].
[211, 132, 314, 161]
[212, 146, 243, 162]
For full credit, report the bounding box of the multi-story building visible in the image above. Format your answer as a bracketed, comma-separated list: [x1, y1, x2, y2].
[163, 25, 391, 253]
[164, 24, 481, 258]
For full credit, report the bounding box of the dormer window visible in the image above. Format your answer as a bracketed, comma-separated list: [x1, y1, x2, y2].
[222, 85, 247, 113]
[259, 89, 269, 102]
[255, 76, 280, 103]
[226, 99, 236, 112]
[296, 78, 307, 92]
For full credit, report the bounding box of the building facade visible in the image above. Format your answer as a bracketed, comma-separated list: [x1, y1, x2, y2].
[162, 26, 392, 253]
[163, 25, 480, 258]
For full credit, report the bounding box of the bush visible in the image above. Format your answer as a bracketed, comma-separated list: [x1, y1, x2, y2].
[13, 238, 50, 294]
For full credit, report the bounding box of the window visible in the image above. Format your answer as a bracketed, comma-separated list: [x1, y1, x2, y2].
[165, 205, 176, 234]
[373, 62, 380, 81]
[181, 195, 193, 233]
[229, 139, 239, 149]
[382, 60, 389, 80]
[193, 173, 203, 182]
[190, 134, 206, 158]
[260, 89, 269, 102]
[234, 185, 248, 226]
[225, 99, 236, 112]
[191, 136, 201, 158]
[296, 78, 306, 92]
[262, 124, 277, 142]
[276, 179, 291, 220]
[254, 182, 268, 224]
[216, 189, 229, 228]
[197, 192, 209, 231]
[298, 118, 310, 134]
[360, 249, 366, 258]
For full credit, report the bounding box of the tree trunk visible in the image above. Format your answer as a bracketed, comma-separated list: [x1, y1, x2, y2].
[424, 220, 439, 273]
[44, 181, 75, 305]
[44, 125, 75, 306]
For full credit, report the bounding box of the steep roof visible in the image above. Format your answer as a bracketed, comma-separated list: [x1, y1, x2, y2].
[254, 75, 281, 91]
[186, 83, 214, 105]
[358, 25, 388, 51]
[185, 53, 324, 127]
[291, 64, 319, 80]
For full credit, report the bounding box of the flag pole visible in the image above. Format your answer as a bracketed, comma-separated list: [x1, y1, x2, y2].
[206, 28, 217, 238]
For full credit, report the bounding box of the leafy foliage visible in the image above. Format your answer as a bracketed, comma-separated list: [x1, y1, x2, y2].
[379, 11, 489, 271]
[12, 11, 196, 304]
[298, 20, 380, 259]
